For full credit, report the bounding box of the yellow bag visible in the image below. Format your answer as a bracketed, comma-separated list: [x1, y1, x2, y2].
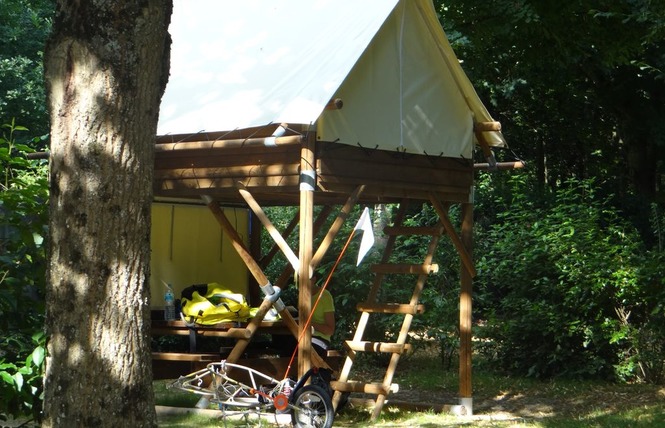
[180, 283, 250, 325]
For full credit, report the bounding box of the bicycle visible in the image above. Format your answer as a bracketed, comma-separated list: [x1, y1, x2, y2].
[170, 360, 334, 428]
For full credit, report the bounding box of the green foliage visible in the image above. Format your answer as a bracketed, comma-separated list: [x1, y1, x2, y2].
[0, 332, 46, 422]
[437, 0, 665, 205]
[0, 0, 54, 139]
[0, 121, 49, 421]
[475, 178, 665, 381]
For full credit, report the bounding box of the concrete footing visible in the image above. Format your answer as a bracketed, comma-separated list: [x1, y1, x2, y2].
[450, 397, 473, 416]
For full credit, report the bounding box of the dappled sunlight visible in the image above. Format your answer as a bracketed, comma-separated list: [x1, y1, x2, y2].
[42, 3, 169, 425]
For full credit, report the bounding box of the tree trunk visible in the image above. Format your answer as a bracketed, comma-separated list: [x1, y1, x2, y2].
[43, 2, 171, 427]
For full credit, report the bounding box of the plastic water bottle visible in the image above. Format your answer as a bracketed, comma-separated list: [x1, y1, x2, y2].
[164, 284, 176, 321]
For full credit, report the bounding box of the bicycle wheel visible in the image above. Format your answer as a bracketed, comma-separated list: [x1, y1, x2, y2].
[290, 384, 334, 428]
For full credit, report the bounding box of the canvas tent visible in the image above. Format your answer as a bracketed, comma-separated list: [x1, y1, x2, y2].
[154, 0, 510, 417]
[157, 0, 505, 157]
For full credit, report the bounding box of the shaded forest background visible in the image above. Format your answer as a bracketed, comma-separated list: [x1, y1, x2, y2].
[1, 0, 664, 419]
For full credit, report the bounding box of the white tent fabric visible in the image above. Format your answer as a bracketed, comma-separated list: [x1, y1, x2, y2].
[157, 0, 506, 158]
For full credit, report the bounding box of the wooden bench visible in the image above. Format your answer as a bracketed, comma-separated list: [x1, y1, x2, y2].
[152, 352, 221, 380]
[151, 317, 293, 379]
[151, 315, 345, 379]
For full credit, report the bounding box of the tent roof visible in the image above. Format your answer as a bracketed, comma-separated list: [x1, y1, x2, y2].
[157, 0, 505, 158]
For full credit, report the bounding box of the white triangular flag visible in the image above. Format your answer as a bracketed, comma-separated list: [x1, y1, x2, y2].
[354, 207, 374, 266]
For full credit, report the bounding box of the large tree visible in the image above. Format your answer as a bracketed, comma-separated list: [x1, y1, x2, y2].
[43, 1, 171, 427]
[437, 0, 665, 201]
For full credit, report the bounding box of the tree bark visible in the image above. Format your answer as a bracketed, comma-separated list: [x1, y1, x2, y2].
[43, 2, 171, 427]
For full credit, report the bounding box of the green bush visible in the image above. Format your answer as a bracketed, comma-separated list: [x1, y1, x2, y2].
[475, 178, 664, 382]
[0, 332, 46, 422]
[0, 121, 49, 421]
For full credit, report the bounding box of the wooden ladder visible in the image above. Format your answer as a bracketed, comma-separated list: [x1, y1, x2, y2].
[331, 203, 443, 420]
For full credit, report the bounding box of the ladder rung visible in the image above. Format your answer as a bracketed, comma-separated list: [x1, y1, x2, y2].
[371, 263, 439, 275]
[383, 226, 443, 236]
[330, 380, 399, 395]
[356, 303, 425, 315]
[344, 340, 412, 354]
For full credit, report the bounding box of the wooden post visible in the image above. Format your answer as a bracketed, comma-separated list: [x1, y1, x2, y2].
[459, 202, 473, 415]
[298, 132, 316, 377]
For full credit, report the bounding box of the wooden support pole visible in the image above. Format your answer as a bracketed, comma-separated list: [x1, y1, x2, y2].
[429, 194, 476, 277]
[459, 202, 474, 415]
[259, 209, 299, 268]
[238, 183, 300, 272]
[298, 132, 316, 377]
[202, 197, 270, 286]
[200, 198, 274, 363]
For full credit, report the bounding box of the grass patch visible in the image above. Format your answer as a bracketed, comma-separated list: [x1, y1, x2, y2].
[155, 345, 665, 427]
[154, 379, 200, 408]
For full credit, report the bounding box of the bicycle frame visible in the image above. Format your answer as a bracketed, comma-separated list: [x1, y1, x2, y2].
[170, 360, 296, 411]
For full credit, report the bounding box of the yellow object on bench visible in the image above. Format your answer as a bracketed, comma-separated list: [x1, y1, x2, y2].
[180, 282, 250, 325]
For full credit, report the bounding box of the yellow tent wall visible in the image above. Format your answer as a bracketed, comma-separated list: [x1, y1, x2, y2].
[149, 203, 249, 309]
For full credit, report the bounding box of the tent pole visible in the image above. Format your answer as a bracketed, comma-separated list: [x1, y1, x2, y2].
[297, 132, 316, 378]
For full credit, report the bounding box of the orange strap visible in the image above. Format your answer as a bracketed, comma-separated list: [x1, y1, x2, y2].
[283, 227, 358, 379]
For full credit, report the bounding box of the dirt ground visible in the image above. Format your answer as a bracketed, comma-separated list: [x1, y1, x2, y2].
[341, 346, 665, 423]
[374, 377, 665, 421]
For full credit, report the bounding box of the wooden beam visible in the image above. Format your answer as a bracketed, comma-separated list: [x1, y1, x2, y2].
[150, 327, 251, 339]
[319, 155, 473, 189]
[370, 263, 439, 275]
[344, 341, 412, 354]
[238, 183, 300, 272]
[155, 143, 299, 169]
[151, 352, 219, 362]
[324, 98, 343, 110]
[330, 381, 398, 395]
[155, 164, 301, 180]
[155, 123, 311, 144]
[429, 195, 476, 278]
[318, 181, 472, 205]
[298, 133, 316, 377]
[259, 209, 299, 268]
[459, 202, 474, 414]
[272, 206, 334, 291]
[154, 134, 303, 152]
[356, 303, 425, 315]
[473, 121, 501, 132]
[474, 161, 525, 171]
[157, 175, 301, 193]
